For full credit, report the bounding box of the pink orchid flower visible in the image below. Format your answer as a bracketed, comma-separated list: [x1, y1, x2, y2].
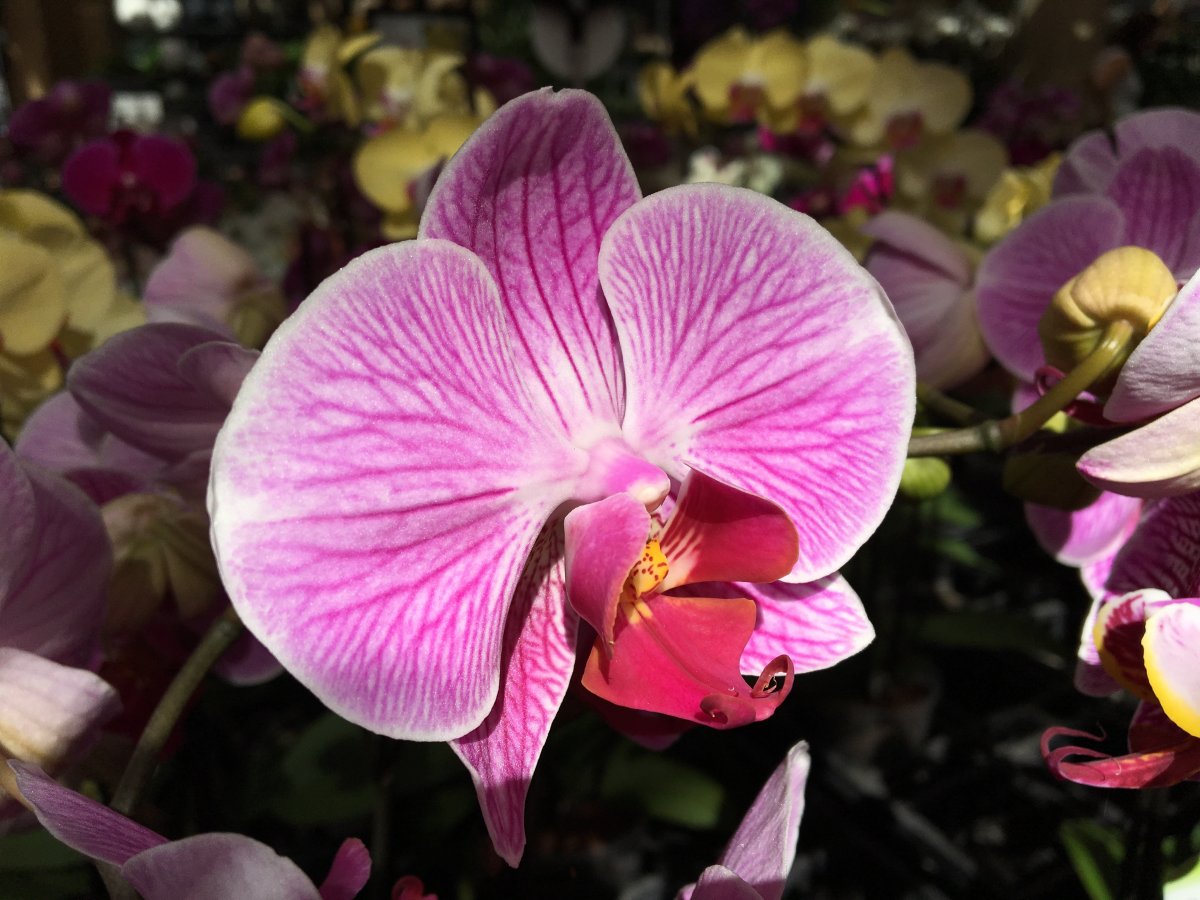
[679, 741, 810, 900]
[1045, 493, 1200, 786]
[209, 89, 914, 864]
[62, 130, 197, 227]
[0, 443, 118, 820]
[7, 761, 370, 900]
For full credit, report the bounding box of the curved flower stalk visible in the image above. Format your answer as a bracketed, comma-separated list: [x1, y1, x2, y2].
[678, 741, 810, 900]
[210, 89, 914, 864]
[7, 761, 370, 900]
[0, 443, 118, 819]
[845, 48, 970, 150]
[862, 210, 988, 390]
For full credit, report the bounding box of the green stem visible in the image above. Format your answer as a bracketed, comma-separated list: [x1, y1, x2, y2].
[110, 609, 243, 817]
[908, 321, 1135, 457]
[916, 382, 986, 426]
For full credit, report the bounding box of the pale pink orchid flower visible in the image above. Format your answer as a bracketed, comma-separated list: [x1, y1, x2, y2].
[209, 89, 914, 864]
[7, 760, 370, 899]
[1046, 493, 1200, 787]
[679, 741, 810, 900]
[862, 210, 989, 390]
[0, 442, 118, 821]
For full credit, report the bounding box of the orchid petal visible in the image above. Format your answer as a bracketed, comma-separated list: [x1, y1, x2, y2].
[210, 240, 581, 740]
[124, 833, 322, 900]
[1106, 271, 1200, 421]
[8, 760, 166, 866]
[62, 140, 120, 217]
[602, 184, 914, 583]
[129, 135, 197, 211]
[450, 527, 576, 868]
[975, 196, 1123, 380]
[0, 651, 119, 780]
[144, 227, 261, 327]
[1093, 588, 1171, 699]
[1107, 147, 1200, 274]
[318, 838, 372, 900]
[1075, 593, 1121, 697]
[176, 341, 259, 409]
[862, 211, 972, 284]
[1108, 493, 1200, 599]
[1025, 492, 1142, 566]
[1055, 108, 1200, 196]
[1, 464, 110, 665]
[658, 470, 797, 591]
[421, 89, 639, 437]
[213, 630, 284, 686]
[1079, 398, 1200, 498]
[713, 740, 810, 900]
[586, 697, 693, 751]
[0, 443, 37, 601]
[687, 865, 762, 900]
[1144, 601, 1200, 738]
[1042, 725, 1200, 788]
[1130, 701, 1196, 754]
[68, 323, 233, 461]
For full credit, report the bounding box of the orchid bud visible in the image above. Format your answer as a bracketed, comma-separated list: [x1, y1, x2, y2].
[899, 456, 951, 501]
[236, 97, 289, 141]
[1038, 246, 1176, 390]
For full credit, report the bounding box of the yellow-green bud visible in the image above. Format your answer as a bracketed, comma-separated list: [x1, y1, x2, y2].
[900, 457, 952, 501]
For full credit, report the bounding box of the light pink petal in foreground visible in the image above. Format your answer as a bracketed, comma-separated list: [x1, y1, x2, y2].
[603, 185, 914, 583]
[1144, 601, 1200, 738]
[0, 651, 119, 780]
[318, 839, 372, 900]
[975, 196, 1123, 381]
[1, 464, 111, 666]
[688, 866, 763, 900]
[1107, 147, 1200, 273]
[1080, 398, 1200, 498]
[210, 240, 583, 740]
[124, 834, 322, 900]
[8, 761, 166, 865]
[1024, 492, 1142, 566]
[68, 323, 234, 461]
[1106, 271, 1200, 422]
[1053, 108, 1200, 196]
[421, 88, 639, 438]
[450, 527, 577, 868]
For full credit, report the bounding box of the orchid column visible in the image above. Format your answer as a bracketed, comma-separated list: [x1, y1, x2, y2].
[208, 89, 915, 865]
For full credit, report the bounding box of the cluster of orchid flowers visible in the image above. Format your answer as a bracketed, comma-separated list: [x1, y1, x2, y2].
[3, 9, 1200, 896]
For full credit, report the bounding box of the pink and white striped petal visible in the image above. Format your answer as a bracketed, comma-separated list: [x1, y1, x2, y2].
[144, 227, 263, 330]
[1093, 588, 1171, 699]
[1074, 593, 1121, 697]
[1080, 398, 1200, 498]
[450, 527, 577, 868]
[1053, 109, 1200, 196]
[210, 240, 582, 740]
[1144, 601, 1200, 738]
[421, 89, 639, 439]
[317, 839, 372, 900]
[124, 834, 323, 900]
[688, 866, 763, 900]
[1107, 493, 1200, 600]
[1106, 271, 1200, 422]
[1106, 148, 1200, 274]
[975, 196, 1123, 381]
[602, 185, 914, 583]
[1024, 492, 1142, 567]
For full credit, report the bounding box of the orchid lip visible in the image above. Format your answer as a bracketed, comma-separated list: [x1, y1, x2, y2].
[570, 435, 670, 512]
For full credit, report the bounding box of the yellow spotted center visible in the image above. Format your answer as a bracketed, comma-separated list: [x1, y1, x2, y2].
[618, 540, 670, 626]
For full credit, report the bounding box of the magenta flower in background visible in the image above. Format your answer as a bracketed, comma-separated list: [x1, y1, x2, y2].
[0, 442, 118, 819]
[62, 130, 197, 226]
[679, 741, 810, 900]
[8, 761, 370, 899]
[210, 89, 913, 864]
[7, 80, 111, 165]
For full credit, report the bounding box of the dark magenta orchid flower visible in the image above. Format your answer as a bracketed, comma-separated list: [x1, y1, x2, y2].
[61, 130, 196, 226]
[7, 80, 111, 165]
[209, 89, 914, 864]
[8, 761, 369, 900]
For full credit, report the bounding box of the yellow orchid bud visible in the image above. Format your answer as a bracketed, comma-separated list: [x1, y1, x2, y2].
[1039, 246, 1176, 384]
[237, 97, 291, 141]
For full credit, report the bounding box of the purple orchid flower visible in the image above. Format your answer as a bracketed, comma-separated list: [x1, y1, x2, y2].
[863, 211, 989, 390]
[7, 80, 111, 165]
[1045, 493, 1200, 786]
[62, 130, 197, 227]
[208, 67, 256, 126]
[209, 89, 914, 865]
[0, 443, 118, 820]
[7, 761, 369, 899]
[679, 741, 810, 900]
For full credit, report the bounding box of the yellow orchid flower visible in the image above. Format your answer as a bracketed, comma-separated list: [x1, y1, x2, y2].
[298, 24, 380, 125]
[974, 153, 1061, 245]
[847, 47, 971, 149]
[638, 61, 698, 137]
[354, 111, 489, 240]
[356, 46, 473, 131]
[0, 349, 61, 440]
[896, 129, 1008, 233]
[764, 35, 876, 133]
[691, 27, 806, 125]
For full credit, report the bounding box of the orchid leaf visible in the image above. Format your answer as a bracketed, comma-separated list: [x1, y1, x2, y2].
[268, 713, 375, 826]
[600, 745, 724, 829]
[916, 611, 1063, 662]
[1060, 819, 1123, 900]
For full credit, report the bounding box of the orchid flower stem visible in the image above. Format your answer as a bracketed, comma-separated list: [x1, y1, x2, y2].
[110, 607, 244, 818]
[1118, 787, 1167, 900]
[907, 321, 1135, 457]
[915, 383, 986, 426]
